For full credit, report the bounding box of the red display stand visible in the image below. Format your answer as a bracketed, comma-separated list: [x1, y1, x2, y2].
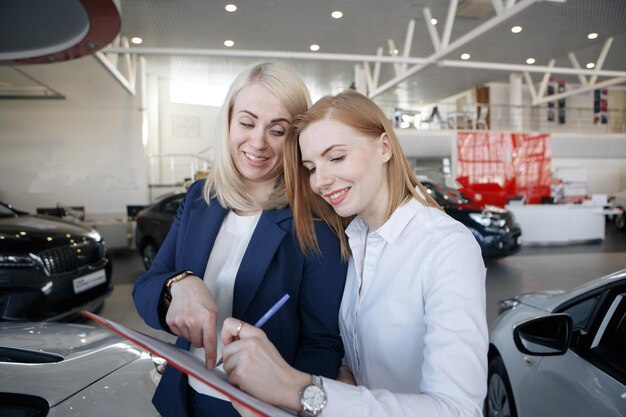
[456, 132, 552, 207]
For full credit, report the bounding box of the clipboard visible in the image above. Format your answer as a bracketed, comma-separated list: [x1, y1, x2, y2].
[82, 311, 296, 417]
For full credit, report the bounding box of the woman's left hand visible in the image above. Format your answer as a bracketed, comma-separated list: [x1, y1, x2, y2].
[221, 317, 310, 412]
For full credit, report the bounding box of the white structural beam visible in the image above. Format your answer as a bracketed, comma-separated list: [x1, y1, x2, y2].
[104, 46, 430, 65]
[441, 0, 459, 48]
[567, 52, 588, 87]
[522, 71, 538, 102]
[491, 0, 504, 14]
[400, 19, 416, 73]
[368, 0, 540, 98]
[422, 8, 441, 52]
[440, 59, 626, 78]
[589, 37, 613, 85]
[537, 59, 555, 100]
[94, 51, 136, 95]
[532, 76, 626, 105]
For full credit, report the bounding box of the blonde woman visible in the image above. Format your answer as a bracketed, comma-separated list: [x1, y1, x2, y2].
[132, 63, 347, 417]
[221, 90, 488, 417]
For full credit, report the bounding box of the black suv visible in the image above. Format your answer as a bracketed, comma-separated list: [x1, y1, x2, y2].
[0, 202, 112, 321]
[134, 193, 186, 270]
[421, 181, 522, 258]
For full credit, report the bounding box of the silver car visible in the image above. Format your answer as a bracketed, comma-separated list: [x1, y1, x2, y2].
[487, 269, 626, 417]
[0, 321, 161, 416]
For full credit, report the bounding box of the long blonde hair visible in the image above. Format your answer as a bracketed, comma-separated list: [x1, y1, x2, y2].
[284, 89, 441, 259]
[203, 62, 311, 211]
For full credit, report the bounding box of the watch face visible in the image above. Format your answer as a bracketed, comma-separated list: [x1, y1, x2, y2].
[303, 385, 326, 411]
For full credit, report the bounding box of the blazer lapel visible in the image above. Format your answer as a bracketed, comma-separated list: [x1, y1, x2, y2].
[233, 208, 291, 317]
[182, 201, 228, 277]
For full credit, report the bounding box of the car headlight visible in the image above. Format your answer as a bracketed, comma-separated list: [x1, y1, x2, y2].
[0, 253, 36, 267]
[87, 229, 103, 242]
[469, 212, 506, 228]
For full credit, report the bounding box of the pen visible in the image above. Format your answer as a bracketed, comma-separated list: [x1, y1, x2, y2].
[214, 294, 290, 367]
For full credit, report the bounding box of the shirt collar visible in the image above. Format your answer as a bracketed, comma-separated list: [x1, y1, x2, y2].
[345, 198, 422, 244]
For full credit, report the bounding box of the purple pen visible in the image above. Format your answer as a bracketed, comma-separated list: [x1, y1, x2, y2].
[253, 294, 290, 327]
[215, 294, 290, 367]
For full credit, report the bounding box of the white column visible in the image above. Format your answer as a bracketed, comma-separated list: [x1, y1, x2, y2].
[509, 73, 523, 131]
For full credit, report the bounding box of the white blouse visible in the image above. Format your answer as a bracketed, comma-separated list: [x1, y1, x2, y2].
[322, 198, 488, 417]
[189, 210, 260, 400]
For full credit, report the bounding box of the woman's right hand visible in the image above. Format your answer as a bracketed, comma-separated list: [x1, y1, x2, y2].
[165, 275, 218, 367]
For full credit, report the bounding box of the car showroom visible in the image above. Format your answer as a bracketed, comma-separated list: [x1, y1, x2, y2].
[1, 1, 625, 416]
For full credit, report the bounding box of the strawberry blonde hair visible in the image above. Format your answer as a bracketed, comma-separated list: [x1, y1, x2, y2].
[284, 89, 440, 259]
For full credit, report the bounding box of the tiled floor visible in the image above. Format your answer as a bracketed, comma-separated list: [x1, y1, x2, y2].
[97, 223, 626, 337]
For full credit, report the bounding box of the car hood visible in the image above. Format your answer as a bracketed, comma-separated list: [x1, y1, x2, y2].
[516, 269, 626, 311]
[0, 322, 146, 406]
[0, 214, 99, 252]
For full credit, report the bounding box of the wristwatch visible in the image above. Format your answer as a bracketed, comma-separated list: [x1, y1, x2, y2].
[299, 375, 326, 417]
[163, 270, 195, 303]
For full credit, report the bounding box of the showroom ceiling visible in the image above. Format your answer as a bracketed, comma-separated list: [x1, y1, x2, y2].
[1, 0, 625, 108]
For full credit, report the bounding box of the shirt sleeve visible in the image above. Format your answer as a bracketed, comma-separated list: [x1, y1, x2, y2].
[320, 230, 488, 417]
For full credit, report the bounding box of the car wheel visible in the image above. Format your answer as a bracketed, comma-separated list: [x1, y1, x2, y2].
[141, 241, 158, 270]
[615, 211, 626, 231]
[486, 355, 518, 417]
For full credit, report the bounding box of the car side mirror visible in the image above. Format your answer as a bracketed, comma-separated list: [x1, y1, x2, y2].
[513, 313, 573, 356]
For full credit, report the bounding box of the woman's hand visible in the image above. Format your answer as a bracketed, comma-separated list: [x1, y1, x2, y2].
[166, 276, 218, 367]
[337, 364, 357, 385]
[221, 317, 310, 412]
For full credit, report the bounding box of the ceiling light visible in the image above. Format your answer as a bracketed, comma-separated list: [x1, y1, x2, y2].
[586, 62, 595, 69]
[310, 44, 320, 52]
[526, 58, 535, 64]
[587, 32, 598, 39]
[224, 40, 234, 47]
[511, 26, 522, 33]
[331, 11, 343, 19]
[431, 18, 437, 25]
[225, 4, 237, 12]
[131, 37, 143, 45]
[461, 53, 471, 60]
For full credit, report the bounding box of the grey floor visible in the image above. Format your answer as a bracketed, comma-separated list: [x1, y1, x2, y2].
[97, 222, 626, 339]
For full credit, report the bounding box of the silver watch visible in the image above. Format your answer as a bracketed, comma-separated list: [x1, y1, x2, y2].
[299, 375, 327, 417]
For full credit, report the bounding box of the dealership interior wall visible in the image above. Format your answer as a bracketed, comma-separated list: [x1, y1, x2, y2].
[1, 54, 625, 225]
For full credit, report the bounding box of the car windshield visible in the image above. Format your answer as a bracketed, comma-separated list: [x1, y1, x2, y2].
[423, 183, 470, 206]
[0, 203, 18, 218]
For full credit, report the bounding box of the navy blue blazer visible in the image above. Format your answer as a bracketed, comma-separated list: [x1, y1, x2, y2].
[132, 180, 347, 417]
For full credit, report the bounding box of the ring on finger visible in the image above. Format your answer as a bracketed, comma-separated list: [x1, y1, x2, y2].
[236, 321, 244, 338]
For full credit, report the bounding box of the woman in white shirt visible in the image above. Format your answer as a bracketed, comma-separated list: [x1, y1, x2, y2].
[221, 89, 488, 417]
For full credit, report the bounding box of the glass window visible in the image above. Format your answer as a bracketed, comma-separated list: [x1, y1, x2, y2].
[562, 295, 601, 329]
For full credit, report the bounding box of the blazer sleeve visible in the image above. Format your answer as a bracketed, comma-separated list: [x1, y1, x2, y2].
[131, 184, 197, 331]
[292, 220, 348, 379]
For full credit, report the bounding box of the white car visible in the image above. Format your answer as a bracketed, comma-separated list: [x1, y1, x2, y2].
[0, 321, 162, 416]
[487, 269, 626, 417]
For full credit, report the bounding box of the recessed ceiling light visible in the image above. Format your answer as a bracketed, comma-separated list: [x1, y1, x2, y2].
[310, 44, 320, 52]
[587, 32, 598, 39]
[131, 37, 143, 45]
[431, 18, 438, 25]
[331, 11, 343, 19]
[526, 58, 535, 64]
[224, 40, 234, 47]
[461, 53, 471, 60]
[225, 4, 237, 12]
[511, 26, 522, 33]
[586, 62, 595, 69]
